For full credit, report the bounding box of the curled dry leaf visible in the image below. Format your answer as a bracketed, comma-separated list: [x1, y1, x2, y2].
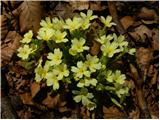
[136, 47, 153, 71]
[129, 25, 152, 42]
[30, 82, 40, 98]
[138, 7, 158, 21]
[120, 16, 135, 30]
[90, 40, 101, 56]
[1, 31, 22, 62]
[17, 1, 43, 34]
[42, 94, 60, 108]
[20, 92, 34, 105]
[0, 15, 9, 40]
[103, 106, 126, 119]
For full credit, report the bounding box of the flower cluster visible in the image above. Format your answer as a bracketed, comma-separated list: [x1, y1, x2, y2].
[17, 10, 136, 111]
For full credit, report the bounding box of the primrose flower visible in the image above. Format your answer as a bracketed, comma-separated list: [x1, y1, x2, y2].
[69, 38, 89, 56]
[47, 48, 62, 66]
[113, 70, 126, 84]
[52, 17, 64, 30]
[105, 70, 114, 83]
[80, 10, 97, 30]
[35, 59, 51, 82]
[101, 41, 120, 57]
[63, 17, 82, 32]
[80, 10, 97, 21]
[40, 17, 53, 28]
[116, 87, 129, 98]
[37, 28, 55, 41]
[71, 61, 90, 79]
[45, 71, 60, 90]
[100, 16, 116, 27]
[113, 33, 128, 51]
[21, 30, 33, 43]
[85, 54, 101, 72]
[53, 30, 68, 43]
[17, 45, 33, 60]
[96, 34, 113, 44]
[54, 63, 70, 80]
[77, 78, 97, 87]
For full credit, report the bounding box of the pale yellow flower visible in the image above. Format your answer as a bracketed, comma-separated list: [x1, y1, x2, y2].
[17, 45, 33, 60]
[71, 61, 90, 79]
[69, 38, 89, 56]
[37, 28, 55, 41]
[85, 54, 101, 72]
[53, 63, 70, 80]
[53, 30, 68, 43]
[47, 48, 62, 66]
[21, 30, 33, 43]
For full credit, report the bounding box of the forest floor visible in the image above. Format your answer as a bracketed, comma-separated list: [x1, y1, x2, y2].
[1, 1, 159, 119]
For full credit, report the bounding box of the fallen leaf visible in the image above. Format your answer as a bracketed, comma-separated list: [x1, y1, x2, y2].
[42, 94, 60, 108]
[103, 106, 126, 119]
[0, 15, 9, 40]
[89, 1, 106, 11]
[90, 40, 101, 55]
[1, 31, 22, 62]
[30, 82, 40, 98]
[129, 25, 152, 42]
[80, 107, 90, 119]
[151, 29, 159, 51]
[120, 16, 135, 30]
[2, 1, 22, 10]
[136, 47, 153, 71]
[20, 92, 33, 105]
[17, 1, 43, 34]
[138, 7, 158, 21]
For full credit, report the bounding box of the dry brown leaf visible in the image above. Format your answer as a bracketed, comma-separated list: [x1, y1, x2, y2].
[136, 47, 153, 71]
[1, 31, 22, 62]
[120, 16, 135, 30]
[20, 92, 33, 105]
[90, 40, 101, 55]
[69, 1, 89, 11]
[103, 106, 126, 119]
[80, 107, 90, 119]
[2, 1, 22, 10]
[89, 1, 106, 11]
[129, 25, 152, 42]
[42, 94, 60, 108]
[30, 82, 40, 98]
[0, 15, 9, 40]
[138, 7, 158, 21]
[17, 1, 43, 34]
[151, 29, 159, 51]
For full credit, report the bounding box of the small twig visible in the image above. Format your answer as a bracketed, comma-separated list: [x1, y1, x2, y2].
[130, 64, 151, 118]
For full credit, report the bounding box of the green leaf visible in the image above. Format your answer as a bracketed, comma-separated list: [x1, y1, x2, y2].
[111, 98, 123, 109]
[74, 95, 82, 103]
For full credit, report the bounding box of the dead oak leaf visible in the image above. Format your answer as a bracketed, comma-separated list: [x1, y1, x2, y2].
[129, 25, 152, 43]
[120, 16, 135, 30]
[136, 47, 153, 71]
[20, 92, 33, 105]
[42, 94, 60, 109]
[30, 82, 40, 98]
[16, 1, 43, 34]
[1, 31, 22, 62]
[138, 7, 158, 21]
[0, 15, 9, 40]
[103, 106, 126, 119]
